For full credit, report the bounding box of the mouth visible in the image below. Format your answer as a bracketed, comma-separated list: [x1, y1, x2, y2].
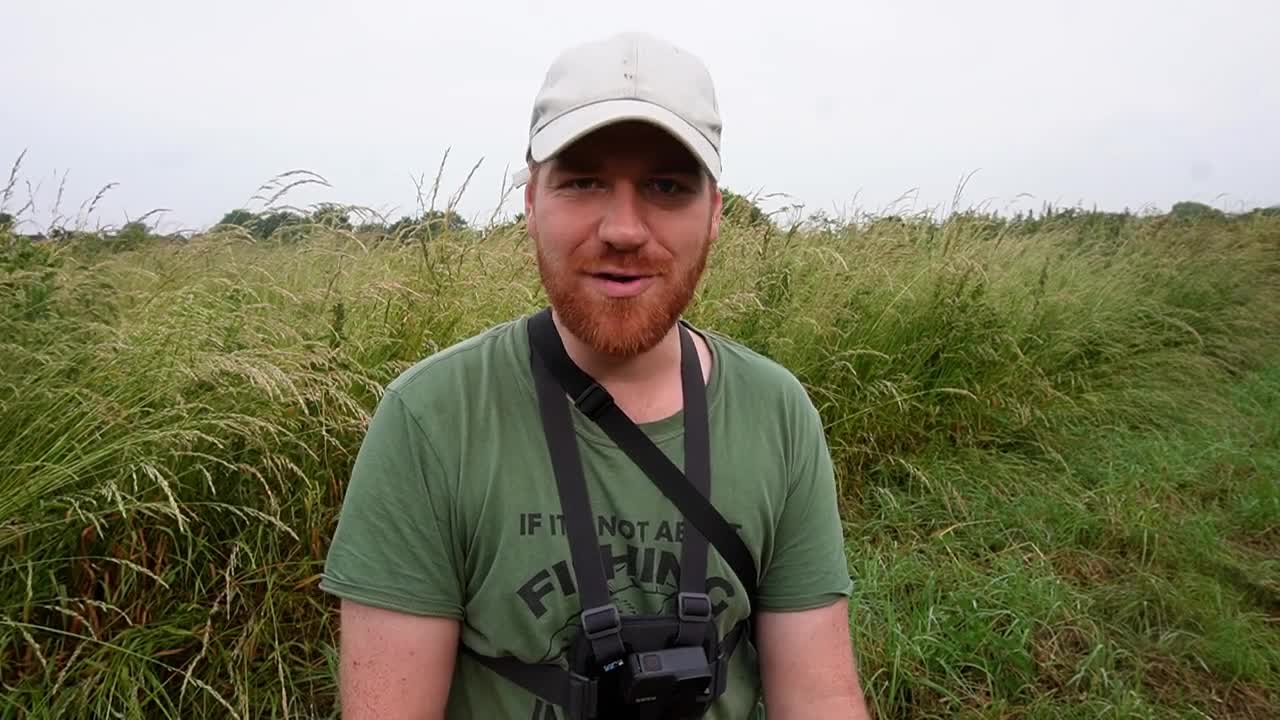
[592, 271, 649, 282]
[584, 270, 658, 297]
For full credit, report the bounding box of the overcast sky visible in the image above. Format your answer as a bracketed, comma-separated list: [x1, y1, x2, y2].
[3, 0, 1277, 233]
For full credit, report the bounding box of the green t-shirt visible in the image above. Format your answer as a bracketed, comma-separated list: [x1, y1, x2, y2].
[320, 312, 853, 719]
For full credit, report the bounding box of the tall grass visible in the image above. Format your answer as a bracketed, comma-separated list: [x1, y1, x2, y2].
[2, 191, 1278, 718]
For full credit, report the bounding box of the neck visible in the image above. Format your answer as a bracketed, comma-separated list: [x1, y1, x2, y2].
[547, 308, 712, 424]
[549, 309, 683, 387]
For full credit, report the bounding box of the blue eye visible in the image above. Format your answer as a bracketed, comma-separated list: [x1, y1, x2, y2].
[559, 177, 601, 190]
[650, 178, 686, 194]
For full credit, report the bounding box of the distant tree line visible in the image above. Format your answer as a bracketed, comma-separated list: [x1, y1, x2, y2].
[213, 204, 472, 242]
[3, 196, 1277, 252]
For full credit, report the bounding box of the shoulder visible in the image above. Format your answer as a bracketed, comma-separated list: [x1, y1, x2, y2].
[696, 325, 829, 471]
[701, 326, 821, 416]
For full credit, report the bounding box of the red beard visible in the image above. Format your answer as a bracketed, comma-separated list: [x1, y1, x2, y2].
[536, 241, 710, 358]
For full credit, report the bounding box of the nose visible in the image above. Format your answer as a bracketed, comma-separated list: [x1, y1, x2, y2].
[596, 182, 648, 251]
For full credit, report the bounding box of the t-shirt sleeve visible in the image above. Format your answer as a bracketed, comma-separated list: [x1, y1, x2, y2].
[755, 382, 854, 611]
[318, 387, 463, 619]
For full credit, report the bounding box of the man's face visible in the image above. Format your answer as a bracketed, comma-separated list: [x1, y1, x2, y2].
[525, 121, 723, 358]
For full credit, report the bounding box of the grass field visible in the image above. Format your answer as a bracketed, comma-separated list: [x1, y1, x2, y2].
[2, 191, 1278, 718]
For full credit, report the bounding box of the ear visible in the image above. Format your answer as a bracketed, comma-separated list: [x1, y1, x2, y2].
[524, 164, 538, 237]
[709, 180, 723, 241]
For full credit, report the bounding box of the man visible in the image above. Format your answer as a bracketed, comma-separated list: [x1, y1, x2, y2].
[320, 32, 870, 719]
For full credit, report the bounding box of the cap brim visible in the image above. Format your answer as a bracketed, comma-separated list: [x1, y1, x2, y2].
[514, 99, 720, 187]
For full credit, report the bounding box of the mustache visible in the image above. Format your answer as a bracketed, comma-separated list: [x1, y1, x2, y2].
[575, 254, 670, 275]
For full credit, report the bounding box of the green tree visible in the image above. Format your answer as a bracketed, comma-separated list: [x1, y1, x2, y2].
[384, 211, 469, 241]
[217, 209, 257, 228]
[114, 221, 151, 249]
[720, 188, 769, 226]
[214, 209, 308, 240]
[424, 209, 468, 232]
[310, 203, 353, 231]
[1170, 201, 1225, 221]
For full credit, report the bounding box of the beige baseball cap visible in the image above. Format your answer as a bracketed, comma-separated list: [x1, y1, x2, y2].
[512, 32, 723, 187]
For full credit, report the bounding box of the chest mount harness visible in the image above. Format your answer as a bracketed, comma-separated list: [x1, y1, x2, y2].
[461, 308, 759, 719]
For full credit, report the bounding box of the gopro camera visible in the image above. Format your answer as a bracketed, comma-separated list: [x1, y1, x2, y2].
[620, 645, 715, 705]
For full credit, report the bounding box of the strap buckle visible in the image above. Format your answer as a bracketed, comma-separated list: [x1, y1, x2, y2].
[674, 592, 713, 648]
[581, 604, 626, 670]
[573, 383, 611, 420]
[677, 592, 713, 623]
[580, 604, 622, 640]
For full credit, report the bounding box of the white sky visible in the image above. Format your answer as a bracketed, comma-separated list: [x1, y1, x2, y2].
[3, 0, 1277, 233]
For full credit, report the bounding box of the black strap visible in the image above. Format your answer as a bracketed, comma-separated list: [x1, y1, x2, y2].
[461, 309, 760, 718]
[460, 650, 598, 718]
[675, 323, 711, 647]
[460, 620, 748, 719]
[527, 308, 759, 612]
[530, 344, 627, 666]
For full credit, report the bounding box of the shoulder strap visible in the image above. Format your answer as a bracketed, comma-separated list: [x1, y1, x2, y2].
[529, 345, 627, 666]
[527, 308, 759, 611]
[675, 321, 712, 647]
